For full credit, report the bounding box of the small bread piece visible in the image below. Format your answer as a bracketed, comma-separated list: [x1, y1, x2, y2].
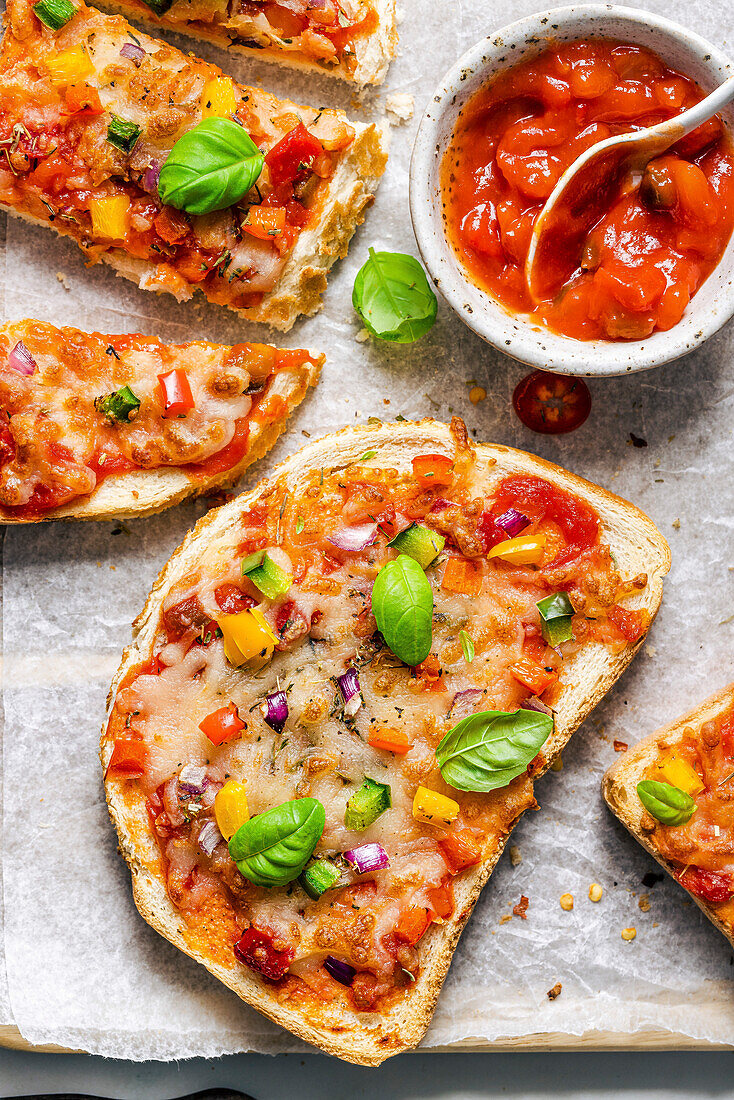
[102, 418, 669, 1064]
[603, 683, 734, 947]
[98, 0, 397, 86]
[0, 0, 388, 331]
[0, 318, 322, 522]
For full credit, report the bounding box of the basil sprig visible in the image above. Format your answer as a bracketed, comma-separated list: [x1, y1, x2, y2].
[371, 553, 433, 666]
[436, 709, 554, 792]
[352, 248, 438, 343]
[159, 118, 264, 216]
[537, 592, 574, 646]
[229, 797, 325, 888]
[637, 780, 695, 826]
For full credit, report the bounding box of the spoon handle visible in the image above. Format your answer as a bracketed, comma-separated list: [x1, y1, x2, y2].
[660, 73, 734, 140]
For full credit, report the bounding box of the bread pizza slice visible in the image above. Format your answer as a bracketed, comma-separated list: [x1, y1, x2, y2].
[99, 0, 397, 86]
[0, 0, 387, 331]
[0, 318, 321, 521]
[603, 683, 734, 946]
[101, 417, 669, 1064]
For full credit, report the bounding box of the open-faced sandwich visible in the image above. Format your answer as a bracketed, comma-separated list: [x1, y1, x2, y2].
[101, 417, 670, 1064]
[604, 683, 734, 945]
[0, 0, 387, 330]
[98, 0, 397, 86]
[0, 318, 321, 521]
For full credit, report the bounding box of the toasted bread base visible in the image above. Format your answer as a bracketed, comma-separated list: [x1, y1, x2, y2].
[102, 419, 670, 1064]
[1, 351, 322, 524]
[603, 682, 734, 948]
[97, 0, 397, 85]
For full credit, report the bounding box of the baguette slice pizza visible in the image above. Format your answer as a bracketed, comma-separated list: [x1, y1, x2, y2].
[101, 417, 669, 1064]
[603, 683, 734, 946]
[0, 318, 322, 521]
[98, 0, 397, 86]
[0, 0, 387, 331]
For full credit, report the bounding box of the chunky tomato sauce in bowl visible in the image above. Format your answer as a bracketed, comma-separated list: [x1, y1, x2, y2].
[410, 6, 734, 375]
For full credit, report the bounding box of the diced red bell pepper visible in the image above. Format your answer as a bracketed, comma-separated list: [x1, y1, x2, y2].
[412, 453, 454, 489]
[158, 369, 194, 418]
[64, 84, 103, 116]
[234, 926, 295, 981]
[509, 656, 556, 695]
[214, 583, 256, 615]
[265, 122, 323, 187]
[439, 829, 482, 873]
[199, 703, 245, 746]
[395, 905, 432, 945]
[243, 205, 286, 240]
[106, 738, 147, 778]
[678, 866, 734, 905]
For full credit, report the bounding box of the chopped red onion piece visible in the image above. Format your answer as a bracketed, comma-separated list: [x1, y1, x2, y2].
[197, 819, 223, 856]
[142, 161, 161, 194]
[261, 689, 289, 733]
[120, 42, 146, 65]
[495, 508, 529, 538]
[343, 842, 390, 874]
[450, 688, 484, 719]
[327, 521, 378, 552]
[521, 695, 553, 716]
[324, 955, 355, 985]
[338, 667, 362, 718]
[178, 764, 208, 795]
[8, 340, 36, 376]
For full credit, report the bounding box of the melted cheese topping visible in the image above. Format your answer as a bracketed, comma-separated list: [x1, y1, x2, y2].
[0, 318, 319, 514]
[106, 421, 650, 1011]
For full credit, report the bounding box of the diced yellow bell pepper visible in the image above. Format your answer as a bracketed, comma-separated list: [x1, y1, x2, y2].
[219, 607, 278, 667]
[89, 195, 130, 240]
[656, 752, 704, 796]
[201, 76, 237, 119]
[413, 785, 460, 827]
[214, 779, 249, 840]
[47, 46, 94, 88]
[487, 533, 546, 566]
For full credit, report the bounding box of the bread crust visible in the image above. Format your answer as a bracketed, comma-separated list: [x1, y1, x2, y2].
[97, 0, 397, 85]
[102, 419, 670, 1064]
[603, 682, 734, 948]
[1, 346, 322, 524]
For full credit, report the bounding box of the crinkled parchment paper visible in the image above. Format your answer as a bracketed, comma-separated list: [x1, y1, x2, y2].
[3, 0, 734, 1059]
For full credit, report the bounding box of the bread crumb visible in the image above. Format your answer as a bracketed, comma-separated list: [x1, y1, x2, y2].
[56, 271, 70, 290]
[385, 92, 414, 123]
[613, 740, 628, 752]
[499, 914, 512, 924]
[355, 328, 370, 343]
[588, 883, 603, 903]
[550, 756, 563, 772]
[638, 893, 651, 912]
[645, 645, 656, 658]
[672, 518, 681, 529]
[509, 845, 522, 866]
[547, 982, 562, 1000]
[621, 927, 637, 941]
[513, 895, 529, 920]
[469, 385, 486, 405]
[560, 893, 574, 911]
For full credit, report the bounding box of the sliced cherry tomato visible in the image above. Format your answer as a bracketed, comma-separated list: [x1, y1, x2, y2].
[395, 905, 432, 945]
[428, 881, 455, 920]
[439, 829, 482, 873]
[243, 206, 286, 240]
[106, 738, 147, 777]
[214, 583, 256, 615]
[607, 604, 648, 643]
[678, 866, 734, 905]
[512, 371, 591, 435]
[234, 926, 295, 981]
[412, 453, 454, 489]
[265, 123, 323, 188]
[491, 474, 599, 555]
[163, 595, 208, 640]
[158, 369, 194, 418]
[199, 702, 246, 746]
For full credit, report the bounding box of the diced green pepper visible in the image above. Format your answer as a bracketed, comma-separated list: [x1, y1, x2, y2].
[107, 115, 142, 154]
[241, 550, 292, 600]
[299, 857, 340, 899]
[95, 384, 140, 423]
[345, 777, 391, 830]
[33, 0, 75, 30]
[536, 591, 574, 646]
[388, 523, 445, 569]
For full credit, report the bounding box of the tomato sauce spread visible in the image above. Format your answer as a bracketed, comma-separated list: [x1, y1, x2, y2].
[104, 419, 654, 1016]
[441, 40, 734, 340]
[645, 700, 734, 919]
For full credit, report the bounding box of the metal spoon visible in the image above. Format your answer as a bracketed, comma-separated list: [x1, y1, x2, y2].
[524, 74, 734, 302]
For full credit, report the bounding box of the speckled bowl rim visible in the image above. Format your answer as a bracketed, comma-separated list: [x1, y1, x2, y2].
[409, 4, 734, 376]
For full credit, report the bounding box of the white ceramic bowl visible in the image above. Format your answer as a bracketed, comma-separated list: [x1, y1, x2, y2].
[409, 5, 734, 376]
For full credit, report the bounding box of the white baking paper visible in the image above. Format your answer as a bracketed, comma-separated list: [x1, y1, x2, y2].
[3, 0, 734, 1058]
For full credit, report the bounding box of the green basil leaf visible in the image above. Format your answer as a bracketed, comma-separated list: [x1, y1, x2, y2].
[371, 553, 433, 666]
[637, 780, 695, 826]
[436, 708, 554, 792]
[159, 118, 264, 216]
[352, 248, 438, 343]
[459, 629, 474, 663]
[228, 797, 325, 887]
